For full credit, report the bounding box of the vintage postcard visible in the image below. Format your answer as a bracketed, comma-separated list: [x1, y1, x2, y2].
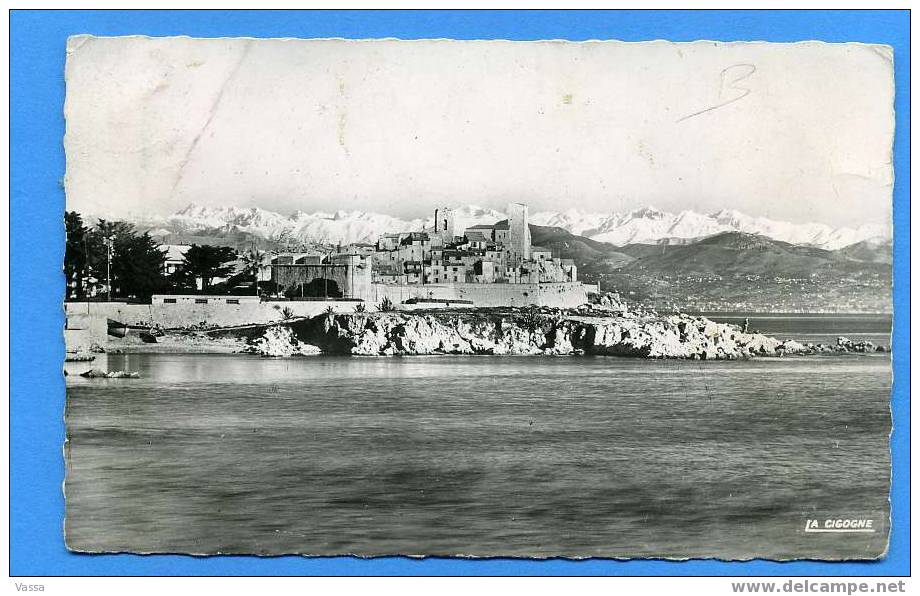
[62, 36, 893, 559]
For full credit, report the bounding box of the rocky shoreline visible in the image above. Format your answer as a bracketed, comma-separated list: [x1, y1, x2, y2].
[230, 307, 888, 359]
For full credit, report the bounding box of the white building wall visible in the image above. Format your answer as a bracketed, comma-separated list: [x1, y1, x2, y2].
[371, 281, 587, 309]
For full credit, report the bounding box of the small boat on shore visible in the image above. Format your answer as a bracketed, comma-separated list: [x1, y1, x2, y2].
[64, 353, 95, 362]
[107, 318, 128, 338]
[139, 331, 158, 343]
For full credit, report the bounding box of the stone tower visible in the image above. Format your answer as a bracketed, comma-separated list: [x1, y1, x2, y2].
[433, 207, 455, 243]
[507, 202, 531, 269]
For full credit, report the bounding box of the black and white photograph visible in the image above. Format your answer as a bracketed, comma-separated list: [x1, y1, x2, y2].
[61, 36, 893, 560]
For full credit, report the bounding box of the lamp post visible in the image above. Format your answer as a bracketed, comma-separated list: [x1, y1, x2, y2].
[104, 235, 114, 302]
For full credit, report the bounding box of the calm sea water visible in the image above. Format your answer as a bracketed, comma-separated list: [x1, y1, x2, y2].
[65, 316, 892, 559]
[697, 313, 892, 346]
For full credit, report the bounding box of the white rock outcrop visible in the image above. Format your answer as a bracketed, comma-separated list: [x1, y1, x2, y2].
[246, 325, 321, 357]
[299, 310, 837, 360]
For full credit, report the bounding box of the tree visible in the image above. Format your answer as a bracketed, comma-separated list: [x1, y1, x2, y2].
[64, 212, 90, 299]
[178, 244, 238, 292]
[166, 265, 198, 294]
[379, 296, 396, 312]
[65, 215, 168, 301]
[240, 248, 272, 295]
[111, 232, 168, 300]
[88, 219, 137, 299]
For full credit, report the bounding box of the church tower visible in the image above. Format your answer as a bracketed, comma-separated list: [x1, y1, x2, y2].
[507, 202, 531, 269]
[433, 207, 455, 243]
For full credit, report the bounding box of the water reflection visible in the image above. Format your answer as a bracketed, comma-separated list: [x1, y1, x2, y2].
[65, 351, 891, 559]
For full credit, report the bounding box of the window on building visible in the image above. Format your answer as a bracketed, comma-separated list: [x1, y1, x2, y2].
[195, 299, 208, 304]
[163, 298, 176, 304]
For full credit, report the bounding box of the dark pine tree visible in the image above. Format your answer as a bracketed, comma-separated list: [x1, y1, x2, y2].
[178, 244, 238, 292]
[112, 232, 168, 301]
[81, 220, 168, 301]
[64, 211, 89, 299]
[87, 219, 136, 297]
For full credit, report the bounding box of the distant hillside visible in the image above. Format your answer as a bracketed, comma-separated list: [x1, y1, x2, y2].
[529, 227, 892, 281]
[619, 232, 865, 278]
[596, 232, 891, 313]
[528, 227, 890, 312]
[836, 239, 893, 264]
[528, 224, 634, 274]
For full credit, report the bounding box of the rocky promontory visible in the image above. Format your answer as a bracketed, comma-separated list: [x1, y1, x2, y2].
[239, 307, 886, 359]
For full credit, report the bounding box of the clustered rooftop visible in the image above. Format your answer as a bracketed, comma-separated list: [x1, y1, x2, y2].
[367, 203, 577, 285]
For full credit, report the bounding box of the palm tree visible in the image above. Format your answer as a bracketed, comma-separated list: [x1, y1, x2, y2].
[240, 248, 271, 295]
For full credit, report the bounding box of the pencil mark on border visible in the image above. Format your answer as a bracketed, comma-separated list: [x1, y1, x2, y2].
[677, 64, 757, 123]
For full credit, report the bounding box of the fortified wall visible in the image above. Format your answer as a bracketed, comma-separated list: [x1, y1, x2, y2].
[267, 258, 586, 309]
[271, 261, 373, 300]
[371, 281, 587, 309]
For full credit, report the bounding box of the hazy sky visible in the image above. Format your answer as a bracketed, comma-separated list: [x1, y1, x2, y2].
[65, 36, 894, 227]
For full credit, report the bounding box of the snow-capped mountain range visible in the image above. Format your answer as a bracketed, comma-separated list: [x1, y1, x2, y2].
[135, 203, 890, 250]
[531, 207, 890, 250]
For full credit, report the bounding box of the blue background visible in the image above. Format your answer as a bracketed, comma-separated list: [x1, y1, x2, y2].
[10, 9, 910, 576]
